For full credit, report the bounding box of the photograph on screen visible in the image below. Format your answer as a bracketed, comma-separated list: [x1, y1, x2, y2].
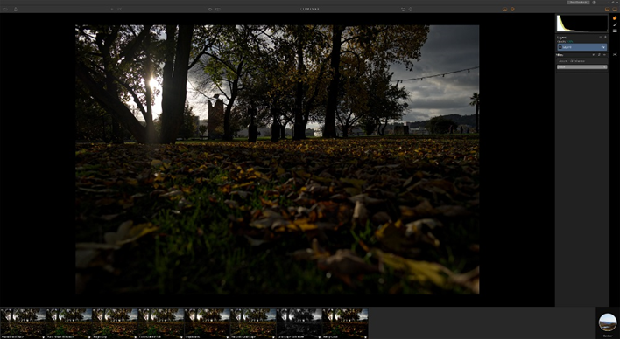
[75, 23, 480, 296]
[276, 308, 321, 338]
[229, 308, 276, 338]
[137, 308, 184, 338]
[599, 313, 617, 331]
[0, 308, 46, 338]
[321, 308, 368, 339]
[184, 308, 230, 338]
[90, 308, 137, 338]
[45, 308, 91, 339]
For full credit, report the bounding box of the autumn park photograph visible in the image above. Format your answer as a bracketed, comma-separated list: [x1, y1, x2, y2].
[75, 23, 480, 295]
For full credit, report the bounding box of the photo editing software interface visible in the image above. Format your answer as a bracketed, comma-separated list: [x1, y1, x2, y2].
[0, 0, 618, 338]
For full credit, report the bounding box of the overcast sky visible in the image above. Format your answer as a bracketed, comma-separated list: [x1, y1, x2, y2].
[140, 25, 478, 128]
[83, 309, 92, 321]
[394, 25, 479, 123]
[600, 314, 616, 323]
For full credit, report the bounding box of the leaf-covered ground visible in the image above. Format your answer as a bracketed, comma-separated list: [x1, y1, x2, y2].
[75, 136, 479, 294]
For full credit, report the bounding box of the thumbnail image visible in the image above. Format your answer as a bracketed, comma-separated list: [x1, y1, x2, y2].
[91, 308, 137, 337]
[137, 308, 184, 338]
[599, 313, 617, 331]
[184, 308, 229, 338]
[75, 23, 480, 295]
[321, 308, 368, 338]
[229, 309, 276, 338]
[46, 308, 92, 338]
[276, 309, 321, 338]
[1, 308, 46, 337]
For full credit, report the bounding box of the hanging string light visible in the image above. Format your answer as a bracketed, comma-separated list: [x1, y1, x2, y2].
[391, 66, 479, 82]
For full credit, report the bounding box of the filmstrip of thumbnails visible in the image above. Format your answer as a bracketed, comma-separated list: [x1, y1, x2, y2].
[0, 308, 369, 339]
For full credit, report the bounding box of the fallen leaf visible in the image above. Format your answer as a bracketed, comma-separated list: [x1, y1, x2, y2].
[317, 249, 383, 275]
[244, 235, 268, 246]
[374, 249, 447, 287]
[101, 213, 123, 221]
[160, 190, 183, 198]
[104, 220, 159, 246]
[436, 204, 470, 217]
[445, 266, 479, 294]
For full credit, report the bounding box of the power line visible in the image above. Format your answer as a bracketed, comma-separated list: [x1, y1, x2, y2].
[392, 66, 479, 83]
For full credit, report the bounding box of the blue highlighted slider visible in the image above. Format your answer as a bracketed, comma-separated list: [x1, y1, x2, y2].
[557, 44, 607, 51]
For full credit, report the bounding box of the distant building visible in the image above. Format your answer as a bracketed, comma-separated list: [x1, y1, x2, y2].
[410, 127, 429, 135]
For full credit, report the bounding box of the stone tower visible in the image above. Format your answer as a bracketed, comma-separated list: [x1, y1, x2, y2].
[207, 99, 224, 139]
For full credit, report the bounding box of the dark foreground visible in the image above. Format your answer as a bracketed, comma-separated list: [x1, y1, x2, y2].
[75, 136, 480, 294]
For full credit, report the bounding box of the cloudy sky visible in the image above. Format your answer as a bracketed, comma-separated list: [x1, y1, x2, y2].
[600, 313, 616, 323]
[83, 309, 92, 321]
[267, 309, 277, 321]
[140, 25, 479, 128]
[221, 309, 230, 320]
[394, 25, 479, 123]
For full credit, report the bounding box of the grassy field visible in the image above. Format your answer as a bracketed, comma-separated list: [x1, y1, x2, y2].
[75, 136, 479, 294]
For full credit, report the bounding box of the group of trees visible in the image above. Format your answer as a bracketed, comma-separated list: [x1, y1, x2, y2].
[75, 24, 430, 143]
[425, 92, 479, 134]
[91, 309, 132, 323]
[321, 308, 364, 322]
[138, 309, 181, 322]
[46, 309, 89, 323]
[230, 308, 272, 322]
[277, 309, 318, 322]
[186, 308, 225, 322]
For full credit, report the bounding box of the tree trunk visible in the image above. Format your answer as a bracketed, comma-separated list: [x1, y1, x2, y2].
[223, 61, 244, 141]
[380, 117, 388, 135]
[271, 107, 280, 142]
[143, 24, 157, 144]
[324, 25, 345, 138]
[280, 124, 286, 140]
[159, 24, 194, 144]
[293, 28, 305, 141]
[75, 63, 147, 143]
[248, 106, 258, 142]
